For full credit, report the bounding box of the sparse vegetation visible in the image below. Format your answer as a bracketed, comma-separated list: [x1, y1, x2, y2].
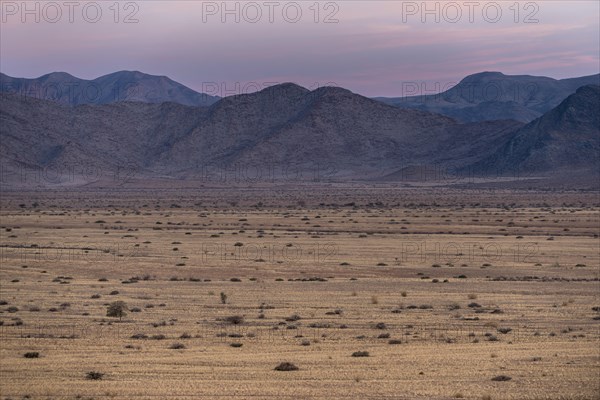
[86, 371, 104, 380]
[274, 362, 299, 371]
[106, 301, 128, 320]
[0, 191, 596, 399]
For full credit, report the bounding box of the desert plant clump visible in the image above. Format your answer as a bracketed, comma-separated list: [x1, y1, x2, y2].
[224, 315, 244, 325]
[220, 292, 227, 304]
[169, 342, 186, 349]
[491, 375, 512, 381]
[131, 333, 148, 339]
[274, 362, 299, 371]
[352, 351, 370, 357]
[23, 352, 40, 358]
[86, 371, 104, 380]
[106, 301, 128, 320]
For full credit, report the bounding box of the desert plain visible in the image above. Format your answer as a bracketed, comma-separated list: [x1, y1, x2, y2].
[0, 186, 598, 400]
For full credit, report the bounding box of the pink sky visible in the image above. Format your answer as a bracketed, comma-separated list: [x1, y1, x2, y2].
[1, 1, 598, 96]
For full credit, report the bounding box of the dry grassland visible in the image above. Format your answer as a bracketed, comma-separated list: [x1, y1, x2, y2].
[0, 187, 598, 399]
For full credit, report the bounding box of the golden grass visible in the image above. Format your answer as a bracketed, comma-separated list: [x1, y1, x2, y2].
[0, 188, 598, 399]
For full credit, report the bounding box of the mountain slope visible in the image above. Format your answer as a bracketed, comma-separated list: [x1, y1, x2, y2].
[0, 71, 220, 107]
[376, 72, 600, 123]
[467, 85, 600, 176]
[1, 83, 525, 184]
[3, 82, 597, 187]
[0, 93, 207, 183]
[156, 84, 524, 178]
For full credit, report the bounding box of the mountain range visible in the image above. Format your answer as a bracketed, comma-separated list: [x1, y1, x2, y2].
[3, 70, 598, 123]
[376, 72, 600, 123]
[0, 71, 220, 107]
[0, 71, 598, 188]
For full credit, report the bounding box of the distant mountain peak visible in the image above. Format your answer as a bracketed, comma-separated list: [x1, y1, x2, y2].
[261, 82, 310, 96]
[463, 71, 505, 79]
[0, 70, 220, 107]
[101, 70, 163, 80]
[39, 71, 78, 80]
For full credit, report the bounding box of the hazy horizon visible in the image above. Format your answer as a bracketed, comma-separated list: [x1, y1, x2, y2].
[1, 1, 598, 97]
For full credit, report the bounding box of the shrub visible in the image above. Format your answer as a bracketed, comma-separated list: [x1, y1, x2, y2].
[86, 371, 104, 380]
[106, 301, 127, 320]
[230, 342, 243, 348]
[274, 362, 299, 371]
[220, 292, 227, 304]
[352, 351, 370, 357]
[151, 334, 166, 340]
[224, 315, 244, 325]
[130, 333, 148, 339]
[388, 339, 402, 345]
[23, 352, 40, 358]
[468, 293, 477, 300]
[169, 343, 186, 349]
[491, 375, 511, 382]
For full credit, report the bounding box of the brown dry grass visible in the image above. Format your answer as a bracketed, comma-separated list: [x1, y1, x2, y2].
[0, 188, 598, 399]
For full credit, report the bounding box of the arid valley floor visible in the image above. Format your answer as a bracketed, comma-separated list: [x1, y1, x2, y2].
[0, 187, 599, 399]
